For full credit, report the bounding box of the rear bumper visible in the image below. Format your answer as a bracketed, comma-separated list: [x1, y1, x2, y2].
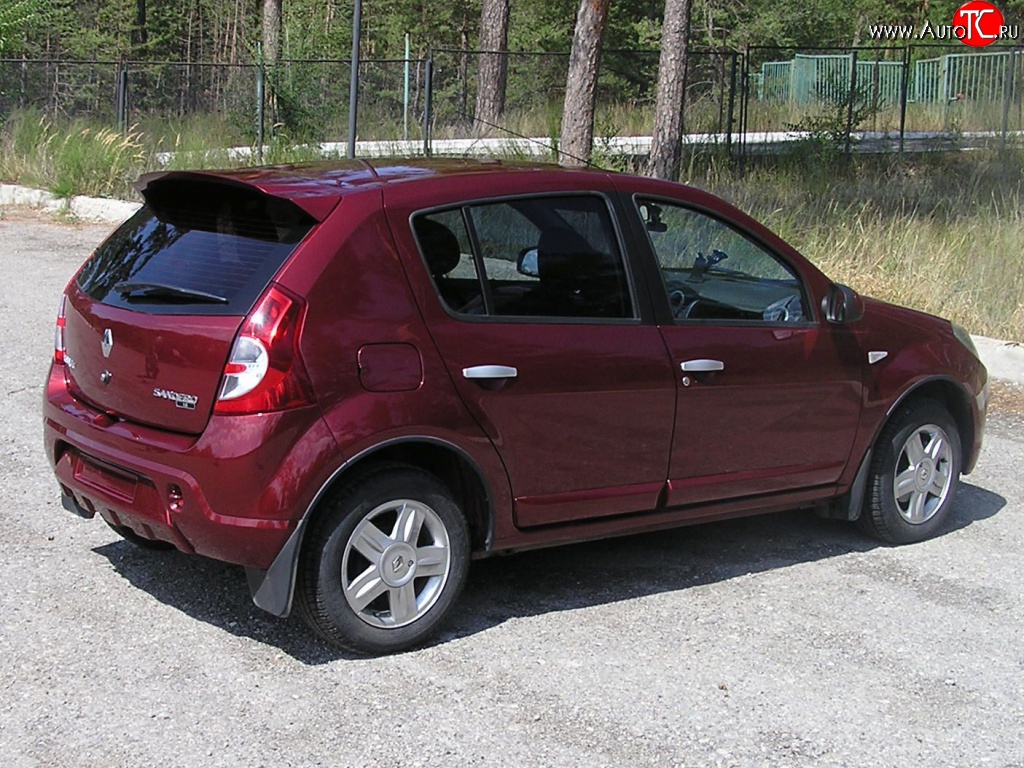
[44, 364, 339, 569]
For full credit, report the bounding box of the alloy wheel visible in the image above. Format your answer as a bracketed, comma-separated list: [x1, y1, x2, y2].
[340, 499, 452, 629]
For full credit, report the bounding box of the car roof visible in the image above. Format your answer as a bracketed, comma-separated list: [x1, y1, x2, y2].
[137, 158, 615, 221]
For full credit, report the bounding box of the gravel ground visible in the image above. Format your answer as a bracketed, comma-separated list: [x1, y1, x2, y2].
[1, 210, 1022, 768]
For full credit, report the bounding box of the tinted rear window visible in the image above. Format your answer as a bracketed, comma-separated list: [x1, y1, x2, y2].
[77, 180, 316, 315]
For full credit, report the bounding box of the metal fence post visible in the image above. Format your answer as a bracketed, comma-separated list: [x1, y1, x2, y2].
[115, 64, 129, 132]
[256, 43, 265, 163]
[871, 57, 880, 134]
[404, 33, 411, 141]
[726, 51, 737, 158]
[898, 45, 910, 156]
[423, 57, 433, 157]
[347, 0, 363, 159]
[741, 46, 749, 176]
[843, 50, 858, 156]
[1001, 50, 1015, 150]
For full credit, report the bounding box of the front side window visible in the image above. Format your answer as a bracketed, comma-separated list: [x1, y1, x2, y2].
[413, 195, 634, 320]
[636, 199, 807, 324]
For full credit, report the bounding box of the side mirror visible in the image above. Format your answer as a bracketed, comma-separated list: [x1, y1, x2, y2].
[823, 283, 864, 324]
[517, 247, 539, 277]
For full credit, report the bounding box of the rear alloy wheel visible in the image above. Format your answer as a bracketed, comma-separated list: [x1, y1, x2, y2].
[297, 466, 470, 655]
[859, 399, 961, 544]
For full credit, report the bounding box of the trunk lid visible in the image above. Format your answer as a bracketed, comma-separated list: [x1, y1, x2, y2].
[64, 177, 317, 434]
[64, 286, 241, 433]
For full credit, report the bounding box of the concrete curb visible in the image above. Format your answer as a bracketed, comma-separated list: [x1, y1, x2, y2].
[971, 336, 1024, 386]
[2, 182, 1020, 385]
[0, 183, 140, 224]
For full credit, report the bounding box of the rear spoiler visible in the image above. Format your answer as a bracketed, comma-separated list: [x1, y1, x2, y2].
[136, 170, 341, 222]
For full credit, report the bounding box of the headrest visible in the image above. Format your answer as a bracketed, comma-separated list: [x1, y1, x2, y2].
[537, 227, 592, 283]
[414, 218, 462, 277]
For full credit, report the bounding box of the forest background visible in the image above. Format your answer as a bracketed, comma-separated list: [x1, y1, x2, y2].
[3, 0, 1022, 65]
[1, 0, 1023, 341]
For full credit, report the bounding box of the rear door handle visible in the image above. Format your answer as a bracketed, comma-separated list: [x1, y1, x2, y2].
[462, 365, 519, 380]
[680, 359, 724, 372]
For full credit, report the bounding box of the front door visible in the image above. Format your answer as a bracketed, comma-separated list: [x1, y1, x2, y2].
[630, 196, 864, 508]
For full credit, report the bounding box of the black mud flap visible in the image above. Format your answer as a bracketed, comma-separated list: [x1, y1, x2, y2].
[245, 518, 308, 618]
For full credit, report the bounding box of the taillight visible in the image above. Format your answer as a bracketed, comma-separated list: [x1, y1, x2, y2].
[214, 285, 315, 415]
[54, 295, 67, 364]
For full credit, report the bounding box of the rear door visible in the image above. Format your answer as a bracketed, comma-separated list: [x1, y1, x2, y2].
[386, 183, 676, 528]
[64, 178, 316, 433]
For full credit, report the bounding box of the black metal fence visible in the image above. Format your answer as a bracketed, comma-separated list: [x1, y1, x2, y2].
[428, 48, 738, 145]
[1, 43, 1021, 165]
[0, 56, 430, 150]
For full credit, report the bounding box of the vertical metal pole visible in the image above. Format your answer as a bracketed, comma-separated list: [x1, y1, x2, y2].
[347, 0, 362, 159]
[739, 46, 749, 175]
[843, 51, 858, 156]
[1001, 50, 1015, 150]
[726, 51, 737, 158]
[116, 66, 129, 132]
[871, 57, 880, 134]
[898, 45, 910, 156]
[1011, 52, 1019, 138]
[115, 65, 123, 131]
[256, 43, 265, 163]
[717, 29, 728, 134]
[422, 57, 433, 156]
[404, 33, 411, 142]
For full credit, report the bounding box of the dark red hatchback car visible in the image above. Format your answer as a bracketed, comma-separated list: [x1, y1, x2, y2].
[44, 158, 987, 654]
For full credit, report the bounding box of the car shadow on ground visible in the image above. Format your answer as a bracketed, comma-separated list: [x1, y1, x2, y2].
[92, 482, 1005, 664]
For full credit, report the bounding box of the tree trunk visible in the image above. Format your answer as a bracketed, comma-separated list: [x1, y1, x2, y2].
[131, 0, 147, 51]
[474, 0, 509, 134]
[647, 0, 692, 180]
[263, 0, 282, 64]
[559, 0, 610, 167]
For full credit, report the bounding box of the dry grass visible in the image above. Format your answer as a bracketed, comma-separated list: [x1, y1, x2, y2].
[0, 111, 147, 198]
[694, 151, 1024, 342]
[0, 111, 1021, 340]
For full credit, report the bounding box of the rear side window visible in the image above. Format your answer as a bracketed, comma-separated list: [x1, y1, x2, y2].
[76, 180, 316, 315]
[413, 195, 634, 320]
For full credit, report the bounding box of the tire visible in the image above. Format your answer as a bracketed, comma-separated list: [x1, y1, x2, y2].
[105, 521, 175, 551]
[858, 399, 961, 545]
[296, 465, 470, 655]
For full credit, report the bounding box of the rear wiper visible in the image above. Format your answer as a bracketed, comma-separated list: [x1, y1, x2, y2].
[114, 281, 229, 304]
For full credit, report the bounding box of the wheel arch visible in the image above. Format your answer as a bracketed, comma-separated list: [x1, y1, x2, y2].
[245, 436, 495, 618]
[883, 376, 975, 466]
[826, 376, 975, 523]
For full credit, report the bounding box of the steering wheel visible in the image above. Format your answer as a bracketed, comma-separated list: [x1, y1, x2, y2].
[668, 289, 686, 315]
[668, 289, 702, 319]
[762, 294, 803, 323]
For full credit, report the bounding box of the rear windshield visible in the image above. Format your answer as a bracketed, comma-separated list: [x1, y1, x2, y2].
[76, 180, 316, 315]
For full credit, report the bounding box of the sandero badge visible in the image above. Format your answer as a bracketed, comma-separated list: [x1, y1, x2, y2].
[152, 387, 199, 410]
[43, 159, 987, 655]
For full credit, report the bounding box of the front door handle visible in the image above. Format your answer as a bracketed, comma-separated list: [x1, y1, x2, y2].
[680, 359, 724, 373]
[463, 365, 519, 380]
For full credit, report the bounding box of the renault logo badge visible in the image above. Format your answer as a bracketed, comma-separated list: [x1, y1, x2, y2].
[101, 329, 113, 358]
